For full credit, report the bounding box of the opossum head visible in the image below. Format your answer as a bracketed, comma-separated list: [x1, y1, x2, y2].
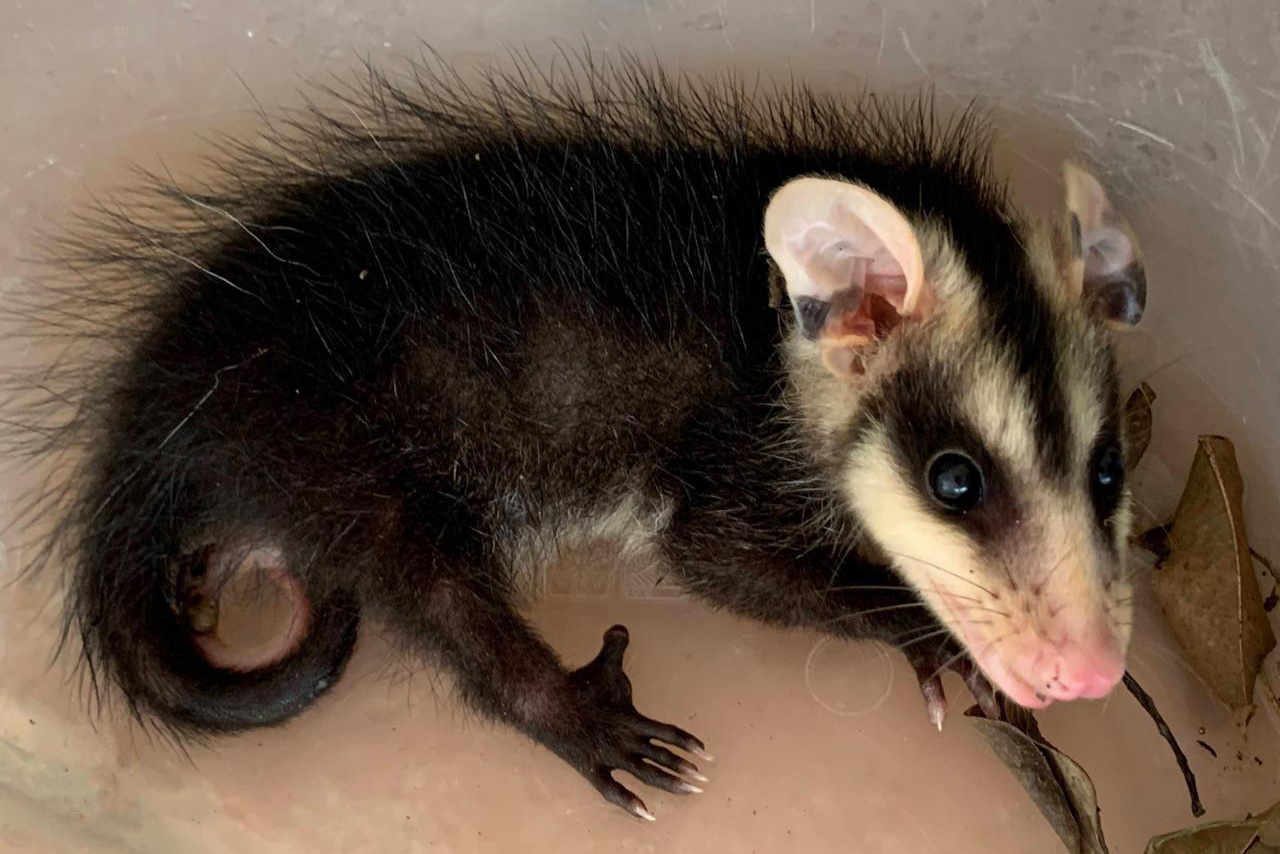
[765, 164, 1145, 708]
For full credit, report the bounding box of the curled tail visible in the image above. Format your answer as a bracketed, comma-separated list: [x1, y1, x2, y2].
[74, 530, 361, 734]
[10, 331, 364, 735]
[64, 445, 363, 735]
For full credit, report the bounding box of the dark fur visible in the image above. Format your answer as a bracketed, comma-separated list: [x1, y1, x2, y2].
[6, 50, 1027, 807]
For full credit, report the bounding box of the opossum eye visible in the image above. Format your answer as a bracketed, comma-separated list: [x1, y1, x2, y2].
[927, 452, 983, 513]
[1090, 443, 1125, 511]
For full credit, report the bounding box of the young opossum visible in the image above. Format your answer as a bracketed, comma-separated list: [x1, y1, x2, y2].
[12, 54, 1147, 820]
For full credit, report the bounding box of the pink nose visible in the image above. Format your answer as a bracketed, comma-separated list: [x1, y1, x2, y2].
[1029, 643, 1125, 702]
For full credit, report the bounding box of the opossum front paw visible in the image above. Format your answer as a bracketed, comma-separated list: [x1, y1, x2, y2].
[553, 625, 710, 821]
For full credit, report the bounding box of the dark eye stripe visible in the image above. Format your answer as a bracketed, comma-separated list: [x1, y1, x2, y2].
[863, 362, 1023, 546]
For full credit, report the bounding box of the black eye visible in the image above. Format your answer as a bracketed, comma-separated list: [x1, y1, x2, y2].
[1092, 444, 1125, 506]
[927, 452, 984, 513]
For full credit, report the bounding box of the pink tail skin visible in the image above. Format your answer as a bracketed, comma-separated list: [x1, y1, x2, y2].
[190, 548, 313, 673]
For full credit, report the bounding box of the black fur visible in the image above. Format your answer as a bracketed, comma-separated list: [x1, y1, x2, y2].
[6, 50, 1031, 812]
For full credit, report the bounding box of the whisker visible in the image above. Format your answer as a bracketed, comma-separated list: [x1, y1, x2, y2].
[893, 628, 955, 652]
[1126, 637, 1218, 695]
[885, 624, 952, 646]
[829, 588, 1011, 619]
[812, 580, 989, 607]
[1127, 494, 1171, 539]
[813, 584, 994, 608]
[996, 555, 1018, 590]
[1044, 542, 1079, 584]
[1122, 555, 1162, 584]
[924, 648, 971, 684]
[933, 590, 989, 605]
[896, 623, 992, 652]
[880, 549, 999, 597]
[1134, 347, 1202, 388]
[819, 596, 1012, 628]
[805, 583, 914, 596]
[925, 630, 1014, 684]
[957, 604, 1013, 618]
[815, 602, 930, 627]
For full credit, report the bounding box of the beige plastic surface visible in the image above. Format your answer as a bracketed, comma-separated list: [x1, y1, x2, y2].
[2, 1, 1279, 852]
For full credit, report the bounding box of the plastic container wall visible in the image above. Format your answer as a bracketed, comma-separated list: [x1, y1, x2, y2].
[2, 2, 1277, 852]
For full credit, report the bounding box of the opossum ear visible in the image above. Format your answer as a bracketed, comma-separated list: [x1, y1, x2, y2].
[764, 177, 932, 379]
[1063, 162, 1146, 328]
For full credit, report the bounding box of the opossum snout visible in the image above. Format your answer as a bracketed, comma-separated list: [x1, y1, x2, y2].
[933, 570, 1129, 709]
[1016, 631, 1126, 703]
[972, 607, 1127, 708]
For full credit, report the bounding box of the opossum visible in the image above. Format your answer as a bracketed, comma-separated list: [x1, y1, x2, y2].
[8, 53, 1146, 820]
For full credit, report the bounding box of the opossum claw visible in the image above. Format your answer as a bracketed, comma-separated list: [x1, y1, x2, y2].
[904, 642, 951, 729]
[920, 675, 948, 731]
[903, 637, 999, 726]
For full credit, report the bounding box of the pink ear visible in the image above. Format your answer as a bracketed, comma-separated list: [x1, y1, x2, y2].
[1063, 163, 1146, 328]
[764, 177, 930, 375]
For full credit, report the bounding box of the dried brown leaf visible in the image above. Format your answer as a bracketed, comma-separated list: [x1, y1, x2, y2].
[1261, 809, 1280, 848]
[1144, 802, 1280, 853]
[1123, 382, 1157, 468]
[1152, 436, 1277, 709]
[966, 707, 1109, 854]
[1259, 648, 1280, 741]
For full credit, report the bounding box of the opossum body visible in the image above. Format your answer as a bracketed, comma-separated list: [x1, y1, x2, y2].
[16, 55, 1147, 818]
